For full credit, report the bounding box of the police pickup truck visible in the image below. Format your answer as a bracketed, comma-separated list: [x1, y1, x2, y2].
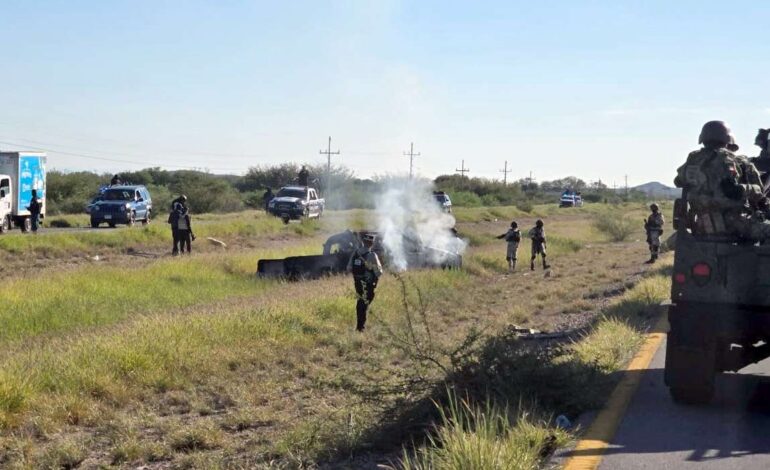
[267, 186, 324, 223]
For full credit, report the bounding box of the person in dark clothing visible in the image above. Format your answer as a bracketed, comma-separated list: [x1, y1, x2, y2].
[298, 166, 310, 186]
[111, 174, 122, 186]
[262, 188, 274, 212]
[27, 189, 41, 233]
[528, 219, 550, 270]
[347, 233, 383, 332]
[169, 195, 194, 255]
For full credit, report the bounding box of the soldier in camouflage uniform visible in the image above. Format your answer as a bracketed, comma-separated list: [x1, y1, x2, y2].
[751, 128, 770, 186]
[528, 219, 550, 271]
[674, 121, 770, 242]
[496, 221, 521, 272]
[644, 203, 664, 263]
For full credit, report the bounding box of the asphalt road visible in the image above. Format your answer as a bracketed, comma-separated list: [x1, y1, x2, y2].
[593, 337, 770, 469]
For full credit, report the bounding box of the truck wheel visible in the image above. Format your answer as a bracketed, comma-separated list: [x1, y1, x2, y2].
[665, 338, 716, 405]
[127, 212, 135, 227]
[281, 215, 290, 225]
[142, 210, 151, 225]
[108, 222, 116, 228]
[21, 218, 31, 233]
[91, 219, 99, 229]
[670, 386, 714, 405]
[0, 216, 8, 233]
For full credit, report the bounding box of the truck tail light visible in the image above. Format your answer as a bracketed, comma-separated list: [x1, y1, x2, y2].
[674, 272, 686, 284]
[691, 263, 711, 285]
[692, 263, 711, 277]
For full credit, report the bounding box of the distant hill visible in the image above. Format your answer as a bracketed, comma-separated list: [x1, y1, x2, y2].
[631, 181, 681, 199]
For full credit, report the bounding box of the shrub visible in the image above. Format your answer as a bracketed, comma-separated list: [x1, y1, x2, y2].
[593, 213, 635, 242]
[451, 191, 483, 207]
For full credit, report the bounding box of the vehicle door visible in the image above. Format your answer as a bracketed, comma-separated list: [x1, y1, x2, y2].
[142, 188, 152, 212]
[308, 189, 319, 216]
[0, 178, 11, 219]
[134, 189, 147, 219]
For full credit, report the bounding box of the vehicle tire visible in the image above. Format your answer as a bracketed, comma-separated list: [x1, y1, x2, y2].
[142, 210, 151, 225]
[670, 386, 714, 405]
[127, 211, 135, 227]
[21, 217, 31, 233]
[0, 216, 8, 233]
[108, 222, 116, 228]
[664, 325, 716, 405]
[281, 215, 290, 225]
[90, 219, 99, 229]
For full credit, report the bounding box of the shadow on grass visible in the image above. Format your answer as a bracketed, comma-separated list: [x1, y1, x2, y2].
[322, 286, 669, 465]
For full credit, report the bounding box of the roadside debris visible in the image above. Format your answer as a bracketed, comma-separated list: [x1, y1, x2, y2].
[207, 237, 227, 249]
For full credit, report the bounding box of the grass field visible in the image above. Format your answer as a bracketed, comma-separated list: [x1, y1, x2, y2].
[0, 203, 671, 468]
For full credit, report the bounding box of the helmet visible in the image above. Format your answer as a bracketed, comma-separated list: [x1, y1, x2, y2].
[510, 221, 518, 228]
[180, 195, 187, 202]
[536, 219, 544, 227]
[650, 203, 659, 211]
[727, 135, 739, 152]
[699, 120, 733, 146]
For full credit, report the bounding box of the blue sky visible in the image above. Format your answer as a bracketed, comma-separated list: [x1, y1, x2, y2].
[1, 0, 769, 186]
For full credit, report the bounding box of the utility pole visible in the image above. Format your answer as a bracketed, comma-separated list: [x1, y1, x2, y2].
[499, 160, 512, 185]
[624, 174, 629, 197]
[455, 160, 470, 178]
[319, 136, 340, 191]
[403, 142, 420, 179]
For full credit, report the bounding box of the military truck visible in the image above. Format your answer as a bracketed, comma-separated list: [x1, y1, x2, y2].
[664, 196, 770, 404]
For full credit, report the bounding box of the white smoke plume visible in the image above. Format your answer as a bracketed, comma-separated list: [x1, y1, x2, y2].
[375, 178, 467, 272]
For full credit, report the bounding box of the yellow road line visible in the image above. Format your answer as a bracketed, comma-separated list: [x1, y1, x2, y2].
[563, 313, 668, 470]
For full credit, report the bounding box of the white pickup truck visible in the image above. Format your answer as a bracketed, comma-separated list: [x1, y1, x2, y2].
[0, 152, 47, 233]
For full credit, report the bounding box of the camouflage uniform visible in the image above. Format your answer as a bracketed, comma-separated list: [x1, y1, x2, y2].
[675, 147, 770, 241]
[644, 207, 664, 263]
[496, 224, 521, 272]
[347, 240, 383, 332]
[751, 129, 770, 186]
[528, 221, 550, 270]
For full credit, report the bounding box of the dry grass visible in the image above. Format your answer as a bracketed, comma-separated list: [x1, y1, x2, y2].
[0, 204, 672, 468]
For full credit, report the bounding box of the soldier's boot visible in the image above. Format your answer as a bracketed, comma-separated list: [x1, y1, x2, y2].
[530, 259, 535, 271]
[511, 260, 517, 272]
[542, 257, 550, 270]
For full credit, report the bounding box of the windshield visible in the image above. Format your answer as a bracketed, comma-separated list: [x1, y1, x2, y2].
[277, 188, 306, 199]
[102, 189, 134, 201]
[434, 194, 449, 203]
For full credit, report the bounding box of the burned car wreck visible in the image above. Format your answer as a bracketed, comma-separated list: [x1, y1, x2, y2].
[257, 229, 463, 279]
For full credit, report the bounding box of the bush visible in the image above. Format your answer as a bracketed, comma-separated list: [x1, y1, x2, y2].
[514, 200, 533, 213]
[480, 194, 500, 206]
[451, 191, 483, 207]
[593, 213, 635, 242]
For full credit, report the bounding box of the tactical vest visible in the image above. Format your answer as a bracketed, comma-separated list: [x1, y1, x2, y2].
[351, 251, 368, 277]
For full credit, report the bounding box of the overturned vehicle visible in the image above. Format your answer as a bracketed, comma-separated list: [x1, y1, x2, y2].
[257, 229, 463, 279]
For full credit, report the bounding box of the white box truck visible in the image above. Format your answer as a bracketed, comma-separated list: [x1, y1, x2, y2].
[0, 152, 47, 233]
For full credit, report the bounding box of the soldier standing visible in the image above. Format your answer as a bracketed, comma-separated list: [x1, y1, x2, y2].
[262, 187, 274, 212]
[496, 221, 521, 272]
[674, 121, 770, 242]
[528, 219, 550, 271]
[347, 233, 383, 332]
[644, 203, 665, 263]
[298, 166, 310, 186]
[751, 128, 770, 186]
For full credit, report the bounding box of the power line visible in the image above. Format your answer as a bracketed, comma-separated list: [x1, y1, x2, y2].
[499, 160, 511, 185]
[455, 160, 470, 178]
[0, 139, 243, 172]
[403, 142, 420, 179]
